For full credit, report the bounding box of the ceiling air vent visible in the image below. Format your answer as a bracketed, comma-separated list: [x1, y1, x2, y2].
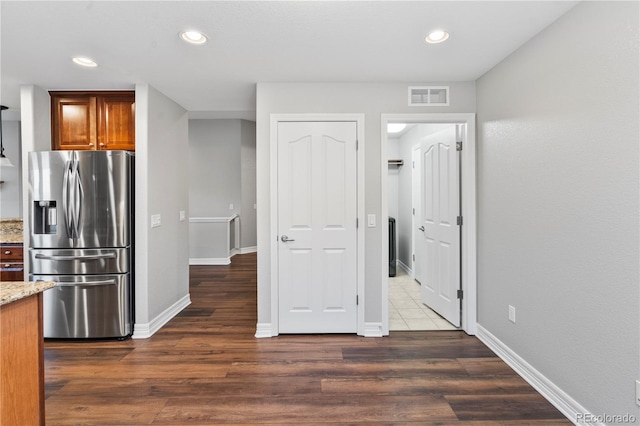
[408, 86, 449, 106]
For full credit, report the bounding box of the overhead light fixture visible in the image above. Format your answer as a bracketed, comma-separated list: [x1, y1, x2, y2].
[387, 123, 407, 134]
[72, 57, 98, 67]
[179, 30, 208, 45]
[425, 30, 450, 44]
[0, 105, 14, 168]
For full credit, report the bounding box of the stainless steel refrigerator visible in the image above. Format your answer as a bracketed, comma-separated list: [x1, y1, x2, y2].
[29, 150, 134, 339]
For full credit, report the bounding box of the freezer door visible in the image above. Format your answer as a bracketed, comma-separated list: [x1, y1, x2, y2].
[30, 248, 129, 274]
[29, 150, 133, 249]
[34, 274, 132, 338]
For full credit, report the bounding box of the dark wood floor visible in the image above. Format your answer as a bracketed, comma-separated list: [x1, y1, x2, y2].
[44, 253, 569, 424]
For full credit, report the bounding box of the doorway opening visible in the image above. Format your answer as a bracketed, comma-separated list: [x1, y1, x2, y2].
[387, 123, 459, 331]
[381, 114, 477, 336]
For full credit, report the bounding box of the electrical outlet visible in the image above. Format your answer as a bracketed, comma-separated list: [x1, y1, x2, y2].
[229, 203, 234, 210]
[151, 214, 161, 228]
[508, 305, 516, 323]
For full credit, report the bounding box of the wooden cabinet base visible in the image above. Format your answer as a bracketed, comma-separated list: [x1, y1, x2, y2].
[0, 293, 45, 426]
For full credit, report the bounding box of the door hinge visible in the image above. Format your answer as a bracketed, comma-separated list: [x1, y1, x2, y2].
[457, 289, 463, 299]
[412, 161, 415, 168]
[412, 208, 415, 215]
[457, 216, 463, 226]
[412, 254, 415, 261]
[456, 141, 463, 151]
[356, 295, 359, 305]
[356, 139, 359, 150]
[356, 218, 359, 228]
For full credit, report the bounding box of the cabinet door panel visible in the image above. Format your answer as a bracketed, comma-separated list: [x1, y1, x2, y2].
[98, 95, 135, 151]
[51, 96, 97, 150]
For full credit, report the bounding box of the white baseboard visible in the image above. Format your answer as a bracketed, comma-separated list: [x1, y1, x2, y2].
[363, 322, 384, 337]
[189, 248, 256, 266]
[397, 260, 412, 276]
[132, 294, 191, 339]
[476, 325, 593, 426]
[189, 257, 231, 266]
[255, 323, 274, 338]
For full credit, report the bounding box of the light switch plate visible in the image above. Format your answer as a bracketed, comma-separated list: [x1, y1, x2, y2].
[179, 210, 186, 222]
[151, 214, 161, 228]
[367, 214, 376, 227]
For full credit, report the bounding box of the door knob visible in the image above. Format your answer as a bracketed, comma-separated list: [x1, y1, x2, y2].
[281, 235, 295, 242]
[418, 226, 425, 232]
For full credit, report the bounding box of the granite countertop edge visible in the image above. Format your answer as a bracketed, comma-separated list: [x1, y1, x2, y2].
[0, 218, 24, 244]
[0, 281, 56, 306]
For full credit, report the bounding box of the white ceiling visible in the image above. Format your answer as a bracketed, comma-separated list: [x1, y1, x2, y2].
[1, 1, 578, 120]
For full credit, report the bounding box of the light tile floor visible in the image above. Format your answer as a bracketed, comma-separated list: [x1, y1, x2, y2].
[389, 267, 458, 331]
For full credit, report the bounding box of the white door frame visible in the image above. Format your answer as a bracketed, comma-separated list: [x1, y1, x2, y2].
[381, 113, 477, 335]
[270, 113, 366, 336]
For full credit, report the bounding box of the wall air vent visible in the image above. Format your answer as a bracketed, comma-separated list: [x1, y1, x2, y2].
[408, 86, 449, 106]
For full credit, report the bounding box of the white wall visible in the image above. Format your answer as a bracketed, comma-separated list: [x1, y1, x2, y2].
[476, 1, 638, 418]
[0, 120, 22, 218]
[256, 82, 476, 329]
[387, 136, 400, 222]
[133, 84, 190, 337]
[19, 85, 51, 275]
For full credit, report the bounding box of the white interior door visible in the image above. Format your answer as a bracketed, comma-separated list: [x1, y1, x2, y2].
[419, 126, 460, 327]
[412, 144, 423, 283]
[277, 121, 358, 333]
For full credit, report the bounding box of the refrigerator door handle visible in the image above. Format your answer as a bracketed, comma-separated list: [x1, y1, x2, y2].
[35, 253, 117, 261]
[52, 279, 117, 287]
[62, 161, 74, 238]
[72, 158, 84, 238]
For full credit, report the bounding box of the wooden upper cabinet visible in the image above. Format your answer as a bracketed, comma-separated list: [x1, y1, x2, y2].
[50, 91, 135, 151]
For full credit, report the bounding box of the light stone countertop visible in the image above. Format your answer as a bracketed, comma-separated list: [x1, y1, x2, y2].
[0, 281, 56, 306]
[0, 218, 24, 244]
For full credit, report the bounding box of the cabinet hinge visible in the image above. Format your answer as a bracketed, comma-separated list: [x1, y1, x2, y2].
[356, 218, 359, 228]
[356, 139, 359, 150]
[412, 208, 415, 215]
[457, 216, 463, 226]
[456, 141, 463, 151]
[412, 161, 415, 168]
[412, 254, 415, 261]
[356, 295, 359, 305]
[457, 289, 463, 299]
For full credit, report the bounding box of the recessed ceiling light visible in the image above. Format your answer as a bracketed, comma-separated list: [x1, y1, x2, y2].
[387, 123, 407, 134]
[425, 30, 450, 44]
[179, 30, 208, 45]
[72, 57, 97, 67]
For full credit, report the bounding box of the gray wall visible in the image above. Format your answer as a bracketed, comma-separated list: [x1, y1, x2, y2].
[256, 82, 476, 326]
[0, 120, 22, 218]
[188, 118, 257, 258]
[477, 0, 638, 417]
[134, 84, 190, 329]
[240, 119, 257, 249]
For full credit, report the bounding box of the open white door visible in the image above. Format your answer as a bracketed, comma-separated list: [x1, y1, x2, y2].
[419, 126, 461, 327]
[277, 121, 358, 333]
[412, 144, 423, 284]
